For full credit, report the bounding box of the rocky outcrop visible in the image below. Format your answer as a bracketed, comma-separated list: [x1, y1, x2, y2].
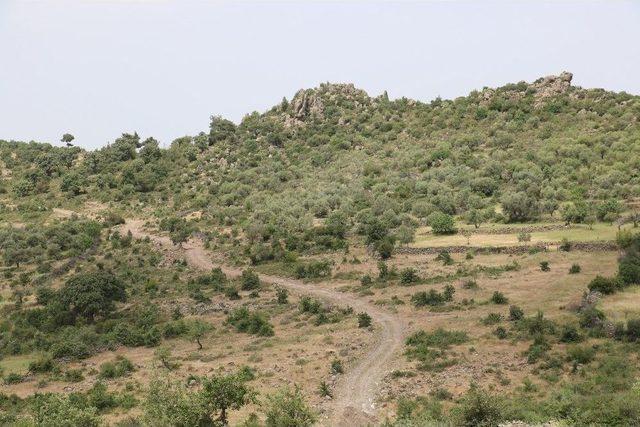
[291, 88, 325, 120]
[533, 71, 573, 97]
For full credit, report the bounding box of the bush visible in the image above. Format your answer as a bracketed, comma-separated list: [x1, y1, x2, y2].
[427, 212, 457, 235]
[226, 308, 274, 336]
[559, 238, 572, 252]
[358, 312, 372, 328]
[540, 261, 550, 272]
[508, 305, 524, 321]
[295, 260, 332, 279]
[241, 269, 261, 291]
[32, 394, 100, 427]
[299, 296, 322, 314]
[275, 287, 288, 304]
[494, 327, 508, 339]
[264, 387, 316, 427]
[400, 268, 420, 285]
[481, 313, 502, 325]
[360, 274, 373, 287]
[99, 356, 135, 379]
[411, 289, 450, 307]
[452, 388, 505, 426]
[567, 345, 596, 364]
[462, 280, 478, 290]
[560, 325, 582, 343]
[435, 250, 454, 265]
[569, 264, 581, 274]
[491, 291, 508, 304]
[330, 359, 344, 375]
[588, 275, 621, 295]
[626, 318, 640, 341]
[28, 354, 56, 374]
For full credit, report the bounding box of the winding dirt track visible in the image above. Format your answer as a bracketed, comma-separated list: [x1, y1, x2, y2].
[122, 219, 406, 426]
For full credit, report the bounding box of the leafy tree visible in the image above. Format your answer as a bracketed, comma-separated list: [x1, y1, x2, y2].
[187, 319, 212, 350]
[32, 393, 99, 427]
[427, 212, 457, 235]
[501, 192, 539, 222]
[145, 377, 211, 426]
[61, 133, 75, 144]
[201, 372, 256, 426]
[56, 271, 126, 323]
[61, 172, 88, 196]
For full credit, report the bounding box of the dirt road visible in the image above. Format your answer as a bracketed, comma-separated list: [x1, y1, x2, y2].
[122, 219, 406, 426]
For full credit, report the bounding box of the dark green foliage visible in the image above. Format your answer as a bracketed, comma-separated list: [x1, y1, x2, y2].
[588, 275, 621, 295]
[240, 269, 260, 290]
[299, 296, 322, 314]
[405, 329, 468, 371]
[275, 286, 288, 304]
[99, 356, 135, 379]
[330, 359, 344, 374]
[481, 313, 502, 325]
[490, 291, 508, 304]
[226, 308, 274, 336]
[294, 260, 332, 279]
[560, 325, 582, 343]
[400, 268, 419, 285]
[264, 386, 317, 427]
[501, 192, 539, 222]
[540, 261, 550, 272]
[569, 264, 581, 274]
[567, 345, 596, 365]
[508, 305, 524, 321]
[55, 271, 127, 323]
[427, 212, 457, 235]
[357, 312, 372, 328]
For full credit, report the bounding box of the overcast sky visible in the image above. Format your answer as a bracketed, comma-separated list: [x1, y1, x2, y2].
[1, 1, 639, 149]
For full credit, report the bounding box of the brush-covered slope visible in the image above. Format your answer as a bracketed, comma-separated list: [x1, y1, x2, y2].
[2, 73, 640, 256]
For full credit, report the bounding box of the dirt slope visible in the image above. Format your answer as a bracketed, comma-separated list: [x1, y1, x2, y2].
[122, 219, 406, 426]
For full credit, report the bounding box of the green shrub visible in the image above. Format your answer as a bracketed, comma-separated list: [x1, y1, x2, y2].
[435, 250, 454, 265]
[588, 275, 621, 295]
[99, 356, 135, 379]
[241, 269, 261, 290]
[560, 325, 582, 343]
[494, 327, 508, 339]
[540, 261, 550, 272]
[427, 212, 457, 235]
[569, 264, 581, 274]
[226, 308, 274, 336]
[508, 305, 524, 321]
[264, 387, 316, 427]
[567, 345, 596, 364]
[400, 268, 420, 285]
[358, 312, 372, 328]
[490, 291, 508, 304]
[299, 296, 322, 314]
[481, 313, 503, 325]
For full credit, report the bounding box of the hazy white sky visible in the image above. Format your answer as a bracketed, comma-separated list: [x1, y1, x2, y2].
[1, 0, 639, 149]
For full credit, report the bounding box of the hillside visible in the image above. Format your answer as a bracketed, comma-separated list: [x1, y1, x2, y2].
[1, 74, 640, 426]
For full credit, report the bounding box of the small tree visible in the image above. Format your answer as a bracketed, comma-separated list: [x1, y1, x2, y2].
[188, 319, 212, 350]
[61, 133, 75, 144]
[201, 372, 256, 426]
[427, 212, 457, 235]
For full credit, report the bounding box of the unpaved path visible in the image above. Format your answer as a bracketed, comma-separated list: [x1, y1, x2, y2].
[122, 219, 406, 426]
